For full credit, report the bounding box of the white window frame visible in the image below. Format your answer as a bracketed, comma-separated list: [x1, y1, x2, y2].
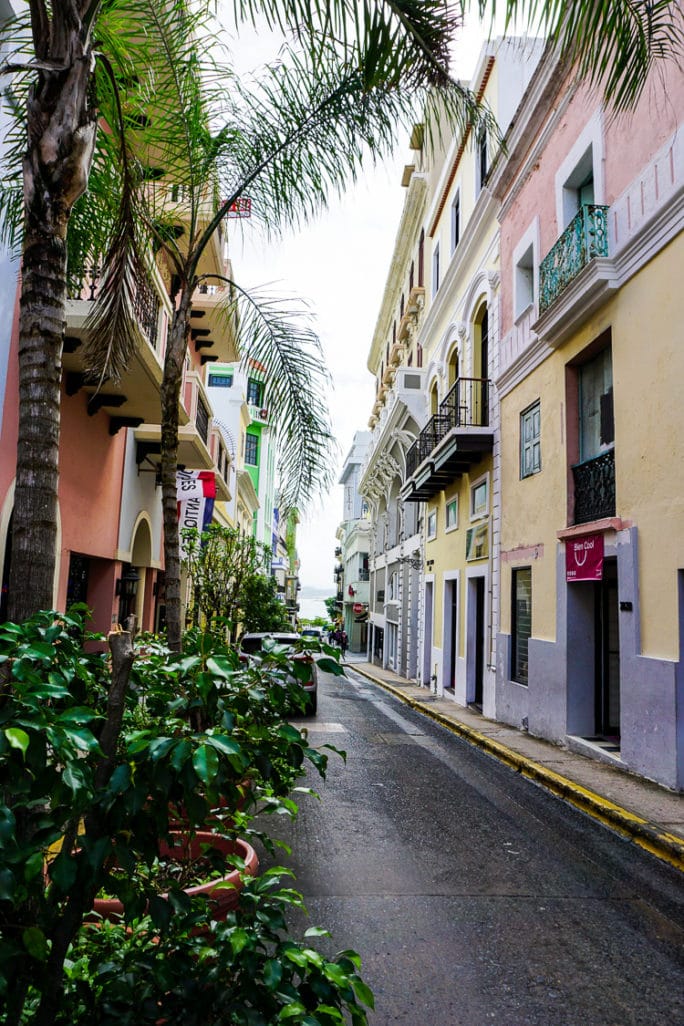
[554, 112, 605, 231]
[469, 472, 489, 521]
[450, 190, 461, 254]
[432, 243, 440, 297]
[520, 400, 542, 478]
[427, 509, 437, 539]
[512, 218, 540, 321]
[445, 496, 459, 532]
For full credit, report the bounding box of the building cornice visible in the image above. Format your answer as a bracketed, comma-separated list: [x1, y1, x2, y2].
[367, 174, 428, 372]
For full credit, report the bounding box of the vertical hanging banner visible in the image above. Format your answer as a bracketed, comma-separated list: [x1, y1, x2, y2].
[566, 533, 604, 581]
[177, 470, 216, 556]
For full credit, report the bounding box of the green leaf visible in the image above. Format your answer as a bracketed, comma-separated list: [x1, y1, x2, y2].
[170, 738, 193, 771]
[4, 727, 30, 756]
[204, 734, 241, 757]
[351, 976, 375, 1009]
[0, 868, 16, 901]
[24, 851, 45, 882]
[278, 1002, 307, 1020]
[47, 853, 77, 891]
[316, 657, 345, 677]
[192, 743, 219, 784]
[323, 964, 349, 987]
[229, 927, 250, 953]
[263, 958, 282, 989]
[23, 927, 49, 961]
[62, 762, 87, 795]
[304, 926, 331, 939]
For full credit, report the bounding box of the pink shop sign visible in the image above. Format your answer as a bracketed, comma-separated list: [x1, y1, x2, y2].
[566, 533, 604, 582]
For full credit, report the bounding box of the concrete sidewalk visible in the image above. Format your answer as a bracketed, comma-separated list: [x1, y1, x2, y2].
[341, 654, 684, 873]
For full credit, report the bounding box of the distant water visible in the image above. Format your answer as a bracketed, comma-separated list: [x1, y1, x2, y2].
[298, 595, 330, 622]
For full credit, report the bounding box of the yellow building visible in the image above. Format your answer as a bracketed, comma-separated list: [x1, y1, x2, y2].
[493, 46, 684, 788]
[400, 39, 544, 713]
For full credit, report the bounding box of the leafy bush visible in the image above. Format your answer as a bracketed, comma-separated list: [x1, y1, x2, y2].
[0, 611, 369, 1025]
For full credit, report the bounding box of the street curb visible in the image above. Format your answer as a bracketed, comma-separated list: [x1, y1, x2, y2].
[350, 665, 684, 874]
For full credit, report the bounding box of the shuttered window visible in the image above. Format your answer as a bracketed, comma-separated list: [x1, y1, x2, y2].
[512, 567, 532, 686]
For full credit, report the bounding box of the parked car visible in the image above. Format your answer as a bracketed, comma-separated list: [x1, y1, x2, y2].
[239, 632, 318, 715]
[300, 626, 323, 641]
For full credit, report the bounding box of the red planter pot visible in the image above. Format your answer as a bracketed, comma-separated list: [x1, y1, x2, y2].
[93, 831, 258, 923]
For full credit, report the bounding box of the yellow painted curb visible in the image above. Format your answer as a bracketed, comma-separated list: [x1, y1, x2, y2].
[352, 667, 684, 874]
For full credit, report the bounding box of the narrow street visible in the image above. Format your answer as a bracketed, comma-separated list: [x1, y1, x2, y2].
[263, 667, 684, 1026]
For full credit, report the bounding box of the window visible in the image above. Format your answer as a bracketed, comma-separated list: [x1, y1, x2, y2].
[427, 510, 437, 539]
[445, 497, 459, 530]
[470, 475, 488, 519]
[562, 146, 594, 228]
[511, 568, 532, 685]
[515, 244, 535, 318]
[208, 373, 233, 388]
[451, 192, 461, 253]
[477, 129, 488, 194]
[245, 431, 259, 465]
[520, 401, 541, 478]
[246, 378, 263, 406]
[432, 244, 440, 297]
[579, 347, 613, 461]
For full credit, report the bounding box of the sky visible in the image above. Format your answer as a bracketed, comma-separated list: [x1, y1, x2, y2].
[227, 13, 490, 595]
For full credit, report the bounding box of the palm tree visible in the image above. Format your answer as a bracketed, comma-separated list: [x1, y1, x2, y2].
[1, 0, 680, 628]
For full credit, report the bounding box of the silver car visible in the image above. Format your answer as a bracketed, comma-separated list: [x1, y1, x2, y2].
[238, 632, 318, 715]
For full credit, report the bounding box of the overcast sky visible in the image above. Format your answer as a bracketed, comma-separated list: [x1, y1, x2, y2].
[228, 14, 489, 594]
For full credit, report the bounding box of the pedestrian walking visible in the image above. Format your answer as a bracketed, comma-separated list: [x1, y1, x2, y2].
[340, 630, 348, 659]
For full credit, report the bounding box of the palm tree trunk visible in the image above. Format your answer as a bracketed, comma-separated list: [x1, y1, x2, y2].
[7, 12, 97, 622]
[7, 228, 67, 622]
[161, 295, 192, 652]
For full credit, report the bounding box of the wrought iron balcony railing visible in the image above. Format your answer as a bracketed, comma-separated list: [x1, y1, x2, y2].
[440, 377, 489, 427]
[405, 378, 490, 478]
[68, 266, 162, 353]
[539, 204, 609, 313]
[572, 448, 615, 525]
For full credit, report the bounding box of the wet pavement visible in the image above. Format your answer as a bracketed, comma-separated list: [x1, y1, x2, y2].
[341, 652, 684, 872]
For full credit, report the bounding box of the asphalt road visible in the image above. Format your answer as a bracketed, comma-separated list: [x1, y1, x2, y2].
[260, 666, 684, 1026]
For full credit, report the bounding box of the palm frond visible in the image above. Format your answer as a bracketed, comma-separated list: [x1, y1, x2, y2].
[202, 37, 493, 246]
[478, 1, 684, 112]
[214, 281, 337, 513]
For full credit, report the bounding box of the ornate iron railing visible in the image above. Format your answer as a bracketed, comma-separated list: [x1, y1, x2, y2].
[68, 266, 162, 352]
[133, 276, 161, 352]
[195, 396, 210, 444]
[440, 377, 489, 427]
[539, 204, 609, 313]
[405, 378, 489, 478]
[572, 449, 615, 524]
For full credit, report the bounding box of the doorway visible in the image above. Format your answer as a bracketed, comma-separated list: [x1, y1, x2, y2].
[595, 557, 620, 739]
[443, 577, 457, 691]
[422, 580, 434, 687]
[474, 577, 485, 707]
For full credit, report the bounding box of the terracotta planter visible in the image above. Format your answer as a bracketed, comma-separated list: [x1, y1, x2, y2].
[93, 831, 258, 923]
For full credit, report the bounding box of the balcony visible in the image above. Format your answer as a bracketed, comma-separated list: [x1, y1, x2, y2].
[572, 449, 616, 525]
[190, 279, 240, 364]
[539, 205, 609, 313]
[134, 372, 217, 473]
[402, 378, 493, 501]
[64, 263, 172, 432]
[247, 403, 269, 424]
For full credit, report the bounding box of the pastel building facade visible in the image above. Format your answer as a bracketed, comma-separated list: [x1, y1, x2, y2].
[336, 431, 371, 653]
[493, 45, 684, 788]
[0, 195, 235, 634]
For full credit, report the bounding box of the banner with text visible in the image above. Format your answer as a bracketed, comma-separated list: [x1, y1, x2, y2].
[177, 470, 216, 556]
[565, 533, 604, 582]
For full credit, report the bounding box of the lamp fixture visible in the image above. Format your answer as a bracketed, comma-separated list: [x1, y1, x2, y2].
[116, 566, 140, 600]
